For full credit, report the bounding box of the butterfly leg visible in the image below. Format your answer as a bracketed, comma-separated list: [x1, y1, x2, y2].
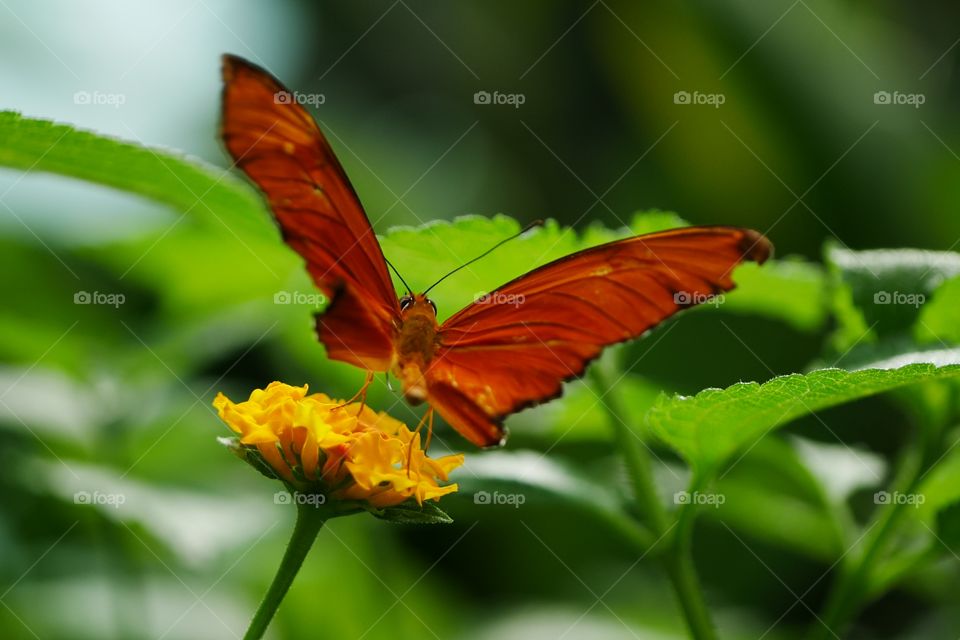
[406, 407, 435, 476]
[335, 370, 375, 411]
[423, 407, 435, 452]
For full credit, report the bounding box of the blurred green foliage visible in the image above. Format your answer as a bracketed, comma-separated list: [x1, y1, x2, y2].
[3, 2, 960, 639]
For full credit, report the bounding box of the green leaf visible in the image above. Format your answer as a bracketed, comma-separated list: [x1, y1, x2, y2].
[510, 374, 663, 444]
[712, 474, 842, 560]
[721, 258, 828, 332]
[460, 450, 622, 510]
[791, 436, 886, 504]
[780, 344, 960, 466]
[916, 275, 960, 345]
[379, 214, 635, 323]
[917, 441, 960, 514]
[868, 446, 960, 596]
[371, 500, 453, 525]
[934, 502, 960, 553]
[89, 223, 295, 316]
[622, 210, 690, 235]
[25, 456, 275, 565]
[0, 113, 819, 336]
[217, 437, 280, 481]
[457, 450, 654, 550]
[0, 109, 804, 336]
[0, 111, 269, 232]
[856, 348, 960, 370]
[648, 364, 960, 476]
[380, 212, 820, 333]
[708, 438, 857, 560]
[825, 243, 960, 347]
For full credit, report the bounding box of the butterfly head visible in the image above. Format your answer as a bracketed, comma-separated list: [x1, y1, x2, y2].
[399, 293, 437, 317]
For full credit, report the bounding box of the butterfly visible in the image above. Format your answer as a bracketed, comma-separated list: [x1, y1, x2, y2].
[220, 54, 772, 447]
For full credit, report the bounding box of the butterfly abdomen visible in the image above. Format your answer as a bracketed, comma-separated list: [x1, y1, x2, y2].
[393, 302, 440, 405]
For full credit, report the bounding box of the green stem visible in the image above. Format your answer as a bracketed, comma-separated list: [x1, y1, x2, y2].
[244, 503, 328, 640]
[668, 476, 717, 640]
[591, 369, 717, 640]
[808, 443, 925, 640]
[612, 397, 670, 535]
[865, 542, 940, 601]
[592, 503, 659, 555]
[810, 501, 905, 639]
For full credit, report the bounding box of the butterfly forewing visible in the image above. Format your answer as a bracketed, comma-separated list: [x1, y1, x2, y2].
[427, 227, 772, 446]
[221, 55, 400, 370]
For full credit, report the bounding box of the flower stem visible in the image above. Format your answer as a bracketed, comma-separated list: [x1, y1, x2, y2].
[590, 369, 717, 640]
[244, 504, 327, 640]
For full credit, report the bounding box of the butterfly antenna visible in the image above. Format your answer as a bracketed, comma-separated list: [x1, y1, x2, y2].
[422, 219, 544, 295]
[384, 257, 413, 295]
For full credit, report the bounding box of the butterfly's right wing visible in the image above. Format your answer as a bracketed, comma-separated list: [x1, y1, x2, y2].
[427, 226, 772, 446]
[221, 55, 400, 370]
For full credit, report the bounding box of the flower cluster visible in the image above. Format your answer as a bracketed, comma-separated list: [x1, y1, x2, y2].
[213, 382, 463, 508]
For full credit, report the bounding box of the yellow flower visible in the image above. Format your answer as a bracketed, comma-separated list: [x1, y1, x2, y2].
[213, 381, 463, 509]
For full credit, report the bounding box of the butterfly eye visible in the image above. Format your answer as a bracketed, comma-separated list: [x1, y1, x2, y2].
[427, 299, 437, 315]
[399, 295, 414, 311]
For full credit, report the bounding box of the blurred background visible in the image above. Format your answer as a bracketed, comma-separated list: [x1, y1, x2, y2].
[2, 1, 959, 638]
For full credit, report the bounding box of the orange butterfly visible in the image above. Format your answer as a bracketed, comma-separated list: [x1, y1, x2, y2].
[220, 55, 772, 447]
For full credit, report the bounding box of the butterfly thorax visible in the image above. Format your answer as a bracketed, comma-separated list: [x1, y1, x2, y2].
[393, 296, 439, 405]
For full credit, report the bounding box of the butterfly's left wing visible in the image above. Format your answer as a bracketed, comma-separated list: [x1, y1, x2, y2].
[221, 55, 400, 371]
[426, 226, 772, 446]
